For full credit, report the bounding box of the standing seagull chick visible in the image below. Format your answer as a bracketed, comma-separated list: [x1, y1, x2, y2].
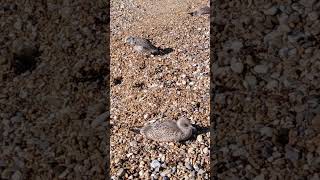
[125, 36, 161, 55]
[188, 5, 210, 16]
[139, 118, 196, 142]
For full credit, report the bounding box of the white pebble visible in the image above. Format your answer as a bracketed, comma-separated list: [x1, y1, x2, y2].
[254, 64, 268, 74]
[203, 147, 209, 154]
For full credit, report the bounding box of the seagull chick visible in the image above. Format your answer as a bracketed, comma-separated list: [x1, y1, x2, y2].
[125, 36, 161, 55]
[188, 5, 210, 16]
[139, 118, 196, 142]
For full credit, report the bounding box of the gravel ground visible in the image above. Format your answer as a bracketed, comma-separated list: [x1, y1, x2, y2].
[1, 1, 108, 179]
[212, 0, 320, 179]
[110, 0, 210, 179]
[2, 0, 320, 179]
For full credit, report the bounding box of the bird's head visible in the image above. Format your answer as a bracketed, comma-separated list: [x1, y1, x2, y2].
[125, 36, 135, 45]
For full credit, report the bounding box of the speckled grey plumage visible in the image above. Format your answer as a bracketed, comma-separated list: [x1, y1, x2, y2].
[140, 118, 196, 142]
[125, 36, 161, 55]
[189, 5, 210, 16]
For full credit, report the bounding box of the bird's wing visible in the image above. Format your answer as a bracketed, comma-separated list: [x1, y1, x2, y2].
[161, 120, 178, 127]
[136, 38, 157, 48]
[156, 121, 181, 133]
[143, 121, 177, 133]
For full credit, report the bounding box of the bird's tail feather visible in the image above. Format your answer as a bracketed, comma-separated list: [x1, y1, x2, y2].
[129, 127, 141, 133]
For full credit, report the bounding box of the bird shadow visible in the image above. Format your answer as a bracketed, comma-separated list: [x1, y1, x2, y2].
[187, 12, 195, 16]
[157, 48, 174, 56]
[178, 125, 210, 145]
[194, 124, 210, 135]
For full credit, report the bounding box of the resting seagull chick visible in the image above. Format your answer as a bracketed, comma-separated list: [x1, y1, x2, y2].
[188, 4, 210, 16]
[125, 36, 162, 55]
[137, 118, 196, 142]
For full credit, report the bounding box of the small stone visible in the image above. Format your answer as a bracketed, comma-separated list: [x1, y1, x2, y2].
[308, 11, 319, 21]
[190, 171, 196, 177]
[232, 147, 248, 157]
[316, 146, 320, 155]
[273, 151, 281, 158]
[285, 146, 300, 162]
[278, 13, 288, 25]
[139, 170, 144, 177]
[1, 168, 11, 179]
[291, 3, 304, 14]
[91, 112, 108, 127]
[197, 135, 203, 142]
[0, 160, 5, 167]
[152, 174, 159, 179]
[193, 164, 200, 171]
[254, 174, 265, 180]
[288, 48, 297, 57]
[288, 12, 300, 24]
[160, 169, 171, 177]
[11, 171, 22, 180]
[58, 169, 69, 179]
[87, 103, 105, 115]
[260, 126, 273, 137]
[266, 80, 278, 90]
[264, 6, 278, 15]
[159, 154, 166, 162]
[288, 32, 305, 43]
[279, 47, 289, 59]
[231, 62, 244, 73]
[10, 112, 25, 123]
[224, 40, 243, 53]
[129, 141, 137, 147]
[310, 21, 320, 36]
[245, 75, 257, 87]
[19, 90, 28, 99]
[311, 174, 320, 180]
[220, 147, 229, 154]
[185, 163, 193, 170]
[114, 158, 120, 164]
[150, 160, 161, 169]
[294, 104, 305, 113]
[171, 167, 177, 174]
[264, 30, 282, 46]
[14, 19, 22, 30]
[299, 0, 317, 8]
[202, 147, 209, 154]
[311, 114, 320, 131]
[163, 176, 170, 180]
[307, 153, 314, 164]
[254, 64, 268, 74]
[117, 168, 125, 177]
[188, 147, 195, 154]
[198, 169, 205, 175]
